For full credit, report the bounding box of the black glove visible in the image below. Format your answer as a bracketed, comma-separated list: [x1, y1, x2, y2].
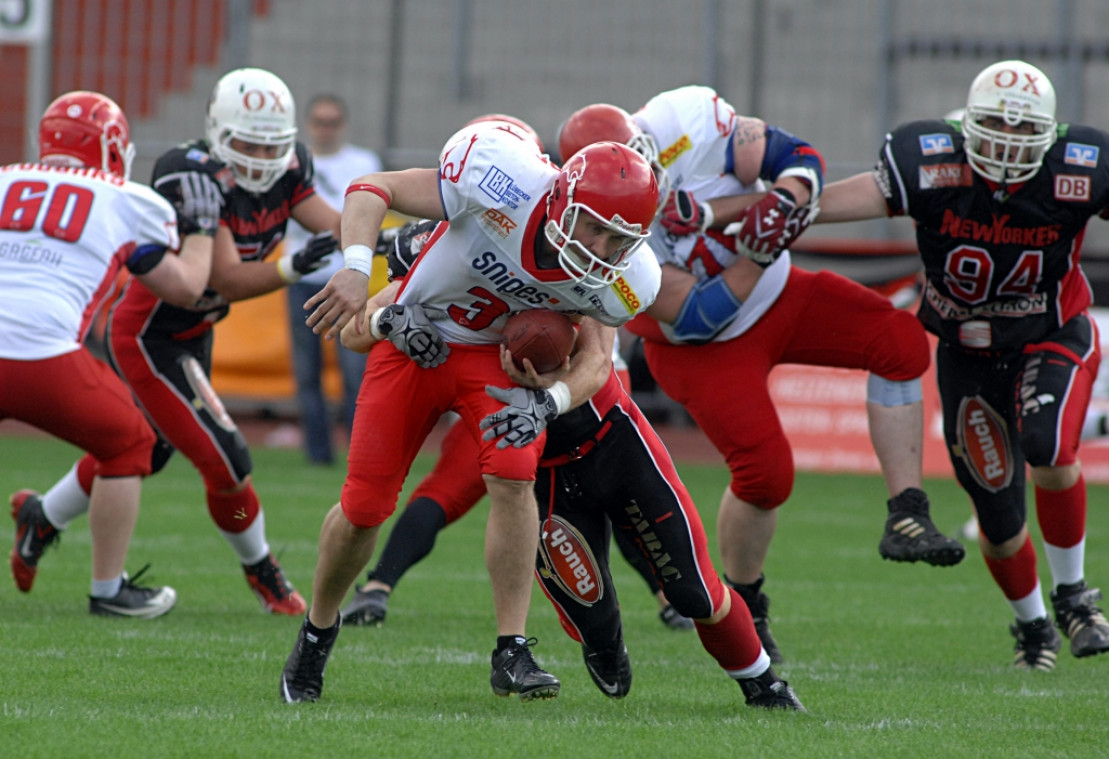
[177, 172, 223, 237]
[373, 303, 450, 368]
[479, 385, 559, 449]
[291, 232, 339, 276]
[380, 219, 438, 281]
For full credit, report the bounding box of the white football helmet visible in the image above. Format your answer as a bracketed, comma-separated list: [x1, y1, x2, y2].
[963, 60, 1057, 184]
[205, 68, 297, 194]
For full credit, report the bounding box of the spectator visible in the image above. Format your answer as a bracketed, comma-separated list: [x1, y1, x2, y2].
[284, 94, 383, 465]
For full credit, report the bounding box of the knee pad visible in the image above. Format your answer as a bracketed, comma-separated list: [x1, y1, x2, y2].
[867, 375, 923, 407]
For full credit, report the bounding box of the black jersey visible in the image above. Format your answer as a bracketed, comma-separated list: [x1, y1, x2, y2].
[111, 140, 317, 340]
[875, 119, 1109, 350]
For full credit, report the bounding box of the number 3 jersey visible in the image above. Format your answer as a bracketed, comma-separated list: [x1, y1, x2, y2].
[395, 124, 661, 342]
[875, 118, 1109, 351]
[0, 163, 180, 359]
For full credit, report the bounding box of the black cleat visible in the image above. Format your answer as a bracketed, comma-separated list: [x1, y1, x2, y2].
[88, 566, 176, 619]
[340, 586, 390, 627]
[659, 603, 695, 630]
[729, 574, 784, 664]
[281, 616, 340, 703]
[738, 667, 806, 711]
[582, 640, 632, 699]
[10, 490, 60, 593]
[1051, 582, 1109, 659]
[490, 637, 560, 701]
[879, 488, 965, 567]
[1010, 616, 1062, 671]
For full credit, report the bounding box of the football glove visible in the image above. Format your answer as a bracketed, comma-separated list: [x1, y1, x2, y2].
[727, 188, 816, 267]
[480, 385, 559, 449]
[660, 189, 714, 235]
[372, 303, 450, 368]
[177, 172, 223, 237]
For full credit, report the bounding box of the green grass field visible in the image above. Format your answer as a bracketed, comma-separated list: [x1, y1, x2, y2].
[1, 433, 1106, 758]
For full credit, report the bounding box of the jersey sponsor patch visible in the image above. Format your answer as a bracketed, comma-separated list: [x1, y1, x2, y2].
[658, 134, 692, 168]
[184, 148, 211, 164]
[1055, 174, 1091, 202]
[477, 165, 530, 209]
[481, 207, 517, 238]
[918, 163, 973, 189]
[954, 396, 1013, 493]
[537, 515, 602, 605]
[1064, 142, 1099, 167]
[918, 133, 954, 155]
[610, 275, 642, 315]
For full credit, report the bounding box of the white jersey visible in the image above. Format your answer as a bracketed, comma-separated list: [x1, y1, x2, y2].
[634, 85, 789, 343]
[397, 125, 661, 344]
[0, 163, 180, 360]
[285, 142, 382, 285]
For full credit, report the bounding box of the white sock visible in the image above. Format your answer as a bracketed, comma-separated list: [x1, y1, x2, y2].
[1043, 537, 1086, 590]
[42, 464, 92, 530]
[220, 511, 270, 566]
[1009, 582, 1049, 623]
[91, 575, 123, 599]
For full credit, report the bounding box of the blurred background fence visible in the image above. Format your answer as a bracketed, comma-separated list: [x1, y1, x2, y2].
[6, 0, 1109, 251]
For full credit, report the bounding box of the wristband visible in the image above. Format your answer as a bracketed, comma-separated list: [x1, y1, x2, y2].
[699, 202, 715, 231]
[343, 244, 374, 277]
[546, 380, 572, 416]
[346, 183, 392, 207]
[276, 255, 302, 284]
[369, 307, 387, 340]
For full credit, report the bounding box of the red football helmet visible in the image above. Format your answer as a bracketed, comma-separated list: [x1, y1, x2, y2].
[38, 91, 135, 180]
[545, 141, 658, 289]
[558, 103, 668, 205]
[465, 113, 545, 152]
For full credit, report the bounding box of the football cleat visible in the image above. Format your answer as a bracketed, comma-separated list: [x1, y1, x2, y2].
[879, 488, 965, 567]
[243, 553, 306, 615]
[281, 616, 340, 703]
[659, 603, 695, 631]
[10, 489, 60, 593]
[738, 668, 806, 711]
[1051, 582, 1109, 659]
[88, 566, 176, 620]
[490, 637, 560, 701]
[340, 586, 389, 627]
[1010, 616, 1062, 671]
[582, 639, 632, 699]
[729, 574, 784, 664]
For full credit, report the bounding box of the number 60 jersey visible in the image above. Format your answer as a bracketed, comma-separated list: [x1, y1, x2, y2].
[875, 118, 1109, 351]
[0, 163, 180, 360]
[393, 125, 661, 342]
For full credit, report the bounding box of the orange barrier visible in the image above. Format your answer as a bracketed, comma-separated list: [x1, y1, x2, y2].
[210, 245, 391, 401]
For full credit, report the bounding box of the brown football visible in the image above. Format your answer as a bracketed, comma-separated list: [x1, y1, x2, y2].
[502, 310, 576, 373]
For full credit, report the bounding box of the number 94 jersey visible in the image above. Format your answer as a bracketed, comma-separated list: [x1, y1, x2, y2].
[876, 118, 1109, 351]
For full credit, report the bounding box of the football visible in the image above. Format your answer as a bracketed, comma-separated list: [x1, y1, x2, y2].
[502, 310, 576, 373]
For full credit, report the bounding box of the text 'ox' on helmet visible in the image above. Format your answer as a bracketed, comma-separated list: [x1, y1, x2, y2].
[205, 67, 297, 194]
[963, 59, 1057, 184]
